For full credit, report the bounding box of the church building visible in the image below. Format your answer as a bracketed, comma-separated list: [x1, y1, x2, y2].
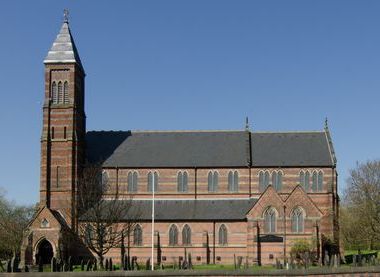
[21, 15, 339, 267]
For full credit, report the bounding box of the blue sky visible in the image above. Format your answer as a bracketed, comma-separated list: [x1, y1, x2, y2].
[0, 1, 379, 205]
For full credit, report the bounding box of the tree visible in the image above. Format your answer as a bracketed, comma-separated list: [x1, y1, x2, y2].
[290, 239, 313, 265]
[0, 191, 35, 260]
[77, 164, 140, 268]
[342, 160, 380, 250]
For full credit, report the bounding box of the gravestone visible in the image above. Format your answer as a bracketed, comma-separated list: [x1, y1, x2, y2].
[290, 257, 295, 269]
[68, 256, 73, 271]
[146, 258, 150, 270]
[105, 259, 109, 271]
[86, 260, 91, 271]
[358, 253, 362, 267]
[51, 257, 57, 272]
[275, 258, 280, 269]
[324, 251, 329, 266]
[11, 256, 19, 272]
[7, 260, 12, 273]
[38, 258, 43, 272]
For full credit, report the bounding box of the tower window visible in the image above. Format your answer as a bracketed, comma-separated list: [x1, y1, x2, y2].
[64, 127, 67, 139]
[58, 81, 63, 103]
[52, 82, 57, 104]
[51, 127, 55, 139]
[63, 81, 69, 104]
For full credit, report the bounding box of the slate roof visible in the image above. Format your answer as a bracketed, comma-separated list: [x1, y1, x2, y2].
[86, 131, 250, 167]
[44, 22, 84, 71]
[79, 199, 257, 221]
[85, 130, 335, 167]
[251, 132, 334, 167]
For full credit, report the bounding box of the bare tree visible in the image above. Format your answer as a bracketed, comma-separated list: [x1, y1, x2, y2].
[77, 164, 139, 268]
[0, 191, 35, 260]
[343, 159, 380, 250]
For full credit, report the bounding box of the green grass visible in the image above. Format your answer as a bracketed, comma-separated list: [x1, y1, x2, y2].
[344, 249, 379, 256]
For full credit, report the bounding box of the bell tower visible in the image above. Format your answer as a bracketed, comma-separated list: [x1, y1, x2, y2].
[40, 11, 85, 229]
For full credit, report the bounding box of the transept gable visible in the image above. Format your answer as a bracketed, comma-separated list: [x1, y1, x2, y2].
[246, 185, 284, 219]
[284, 185, 323, 217]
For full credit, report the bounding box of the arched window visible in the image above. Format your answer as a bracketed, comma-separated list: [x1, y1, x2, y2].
[128, 171, 138, 192]
[147, 171, 158, 192]
[259, 171, 270, 191]
[208, 171, 218, 192]
[312, 171, 318, 191]
[259, 171, 264, 191]
[169, 225, 178, 246]
[101, 170, 109, 186]
[228, 171, 239, 192]
[218, 224, 227, 245]
[133, 225, 143, 246]
[291, 207, 304, 233]
[63, 81, 69, 104]
[264, 207, 277, 233]
[41, 218, 49, 228]
[318, 171, 323, 191]
[304, 171, 310, 191]
[52, 82, 57, 104]
[272, 171, 282, 191]
[58, 81, 63, 103]
[182, 224, 191, 245]
[84, 224, 93, 245]
[299, 171, 305, 187]
[177, 171, 188, 192]
[264, 171, 270, 188]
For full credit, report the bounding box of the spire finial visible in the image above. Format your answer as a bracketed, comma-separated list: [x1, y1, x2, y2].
[324, 117, 328, 130]
[245, 116, 250, 131]
[63, 9, 69, 23]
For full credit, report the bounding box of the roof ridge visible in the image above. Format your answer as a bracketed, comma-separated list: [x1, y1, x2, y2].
[132, 129, 244, 133]
[87, 129, 245, 133]
[252, 130, 324, 134]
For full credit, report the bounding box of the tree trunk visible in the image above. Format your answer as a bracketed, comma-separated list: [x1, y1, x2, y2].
[97, 255, 104, 269]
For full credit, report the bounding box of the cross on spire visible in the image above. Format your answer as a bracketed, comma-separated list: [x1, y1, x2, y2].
[63, 9, 69, 23]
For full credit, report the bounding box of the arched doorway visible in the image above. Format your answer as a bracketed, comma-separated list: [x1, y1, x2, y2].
[37, 239, 53, 264]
